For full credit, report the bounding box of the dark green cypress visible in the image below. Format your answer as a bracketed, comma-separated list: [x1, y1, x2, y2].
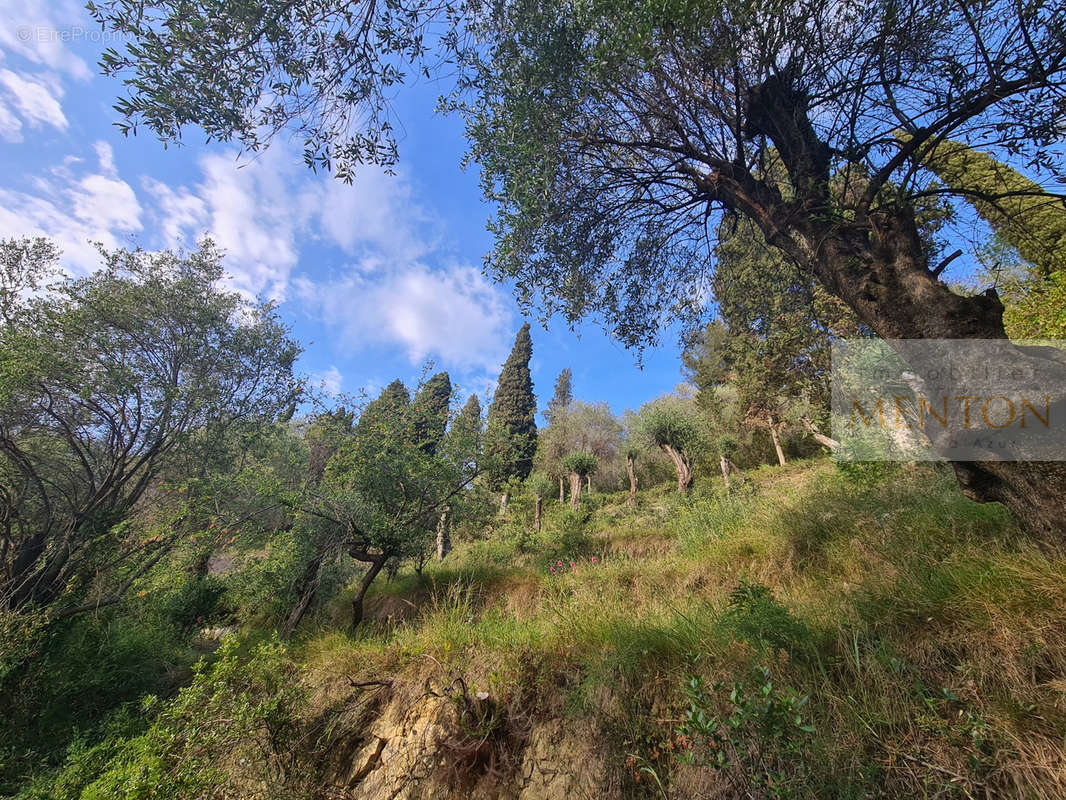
[356, 379, 410, 436]
[453, 393, 482, 442]
[485, 323, 538, 487]
[412, 372, 452, 454]
[544, 367, 573, 423]
[920, 139, 1066, 276]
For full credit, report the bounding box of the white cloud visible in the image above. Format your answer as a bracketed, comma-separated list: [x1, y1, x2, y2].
[0, 0, 93, 81]
[318, 168, 437, 262]
[0, 125, 515, 379]
[0, 140, 141, 270]
[310, 366, 344, 395]
[145, 143, 442, 305]
[144, 147, 314, 301]
[298, 262, 513, 373]
[0, 96, 22, 142]
[141, 178, 207, 249]
[0, 69, 67, 132]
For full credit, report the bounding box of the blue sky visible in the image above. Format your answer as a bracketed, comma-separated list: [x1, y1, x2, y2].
[0, 1, 690, 418]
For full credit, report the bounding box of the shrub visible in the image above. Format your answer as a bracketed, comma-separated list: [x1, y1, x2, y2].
[678, 663, 815, 799]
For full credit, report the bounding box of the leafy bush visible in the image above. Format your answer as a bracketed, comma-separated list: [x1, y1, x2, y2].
[64, 637, 307, 800]
[678, 663, 815, 799]
[545, 507, 592, 556]
[161, 574, 230, 627]
[0, 609, 188, 795]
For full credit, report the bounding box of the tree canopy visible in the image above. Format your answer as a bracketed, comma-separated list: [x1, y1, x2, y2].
[0, 239, 300, 613]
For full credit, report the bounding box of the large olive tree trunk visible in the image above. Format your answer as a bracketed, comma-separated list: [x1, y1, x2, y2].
[720, 73, 1066, 541]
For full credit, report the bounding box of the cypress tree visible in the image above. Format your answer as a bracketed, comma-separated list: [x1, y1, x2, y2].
[412, 371, 451, 454]
[485, 323, 538, 495]
[451, 394, 483, 452]
[355, 379, 410, 439]
[544, 367, 573, 423]
[920, 140, 1066, 276]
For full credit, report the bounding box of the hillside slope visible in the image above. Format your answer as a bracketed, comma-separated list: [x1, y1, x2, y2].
[27, 460, 1066, 799]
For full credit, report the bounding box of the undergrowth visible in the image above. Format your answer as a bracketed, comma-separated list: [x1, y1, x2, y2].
[15, 459, 1066, 798]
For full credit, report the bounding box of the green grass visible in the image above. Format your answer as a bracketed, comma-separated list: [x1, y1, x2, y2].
[21, 458, 1066, 798]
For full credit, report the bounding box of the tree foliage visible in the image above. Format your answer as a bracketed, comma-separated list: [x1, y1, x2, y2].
[544, 368, 573, 423]
[89, 0, 463, 181]
[637, 393, 704, 493]
[485, 323, 537, 488]
[0, 240, 300, 614]
[286, 374, 480, 626]
[412, 371, 452, 454]
[920, 139, 1066, 278]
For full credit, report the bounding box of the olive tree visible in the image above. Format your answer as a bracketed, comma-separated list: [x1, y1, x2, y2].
[281, 377, 484, 629]
[561, 452, 598, 510]
[0, 239, 301, 614]
[93, 0, 1066, 537]
[637, 394, 705, 495]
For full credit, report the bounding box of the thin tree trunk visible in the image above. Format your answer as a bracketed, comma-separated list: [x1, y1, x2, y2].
[351, 556, 386, 629]
[558, 476, 565, 503]
[569, 472, 582, 510]
[769, 419, 787, 466]
[534, 496, 542, 531]
[586, 474, 592, 493]
[720, 455, 732, 491]
[282, 552, 325, 639]
[436, 507, 450, 560]
[626, 455, 637, 507]
[800, 416, 839, 450]
[728, 458, 744, 484]
[499, 491, 509, 515]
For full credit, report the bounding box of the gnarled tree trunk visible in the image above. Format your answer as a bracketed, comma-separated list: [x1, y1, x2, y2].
[660, 444, 693, 494]
[727, 71, 1066, 540]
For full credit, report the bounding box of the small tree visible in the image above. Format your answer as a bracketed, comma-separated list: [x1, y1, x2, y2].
[544, 368, 573, 423]
[637, 396, 703, 495]
[624, 444, 640, 507]
[561, 453, 598, 510]
[280, 376, 481, 629]
[485, 323, 538, 511]
[526, 471, 554, 531]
